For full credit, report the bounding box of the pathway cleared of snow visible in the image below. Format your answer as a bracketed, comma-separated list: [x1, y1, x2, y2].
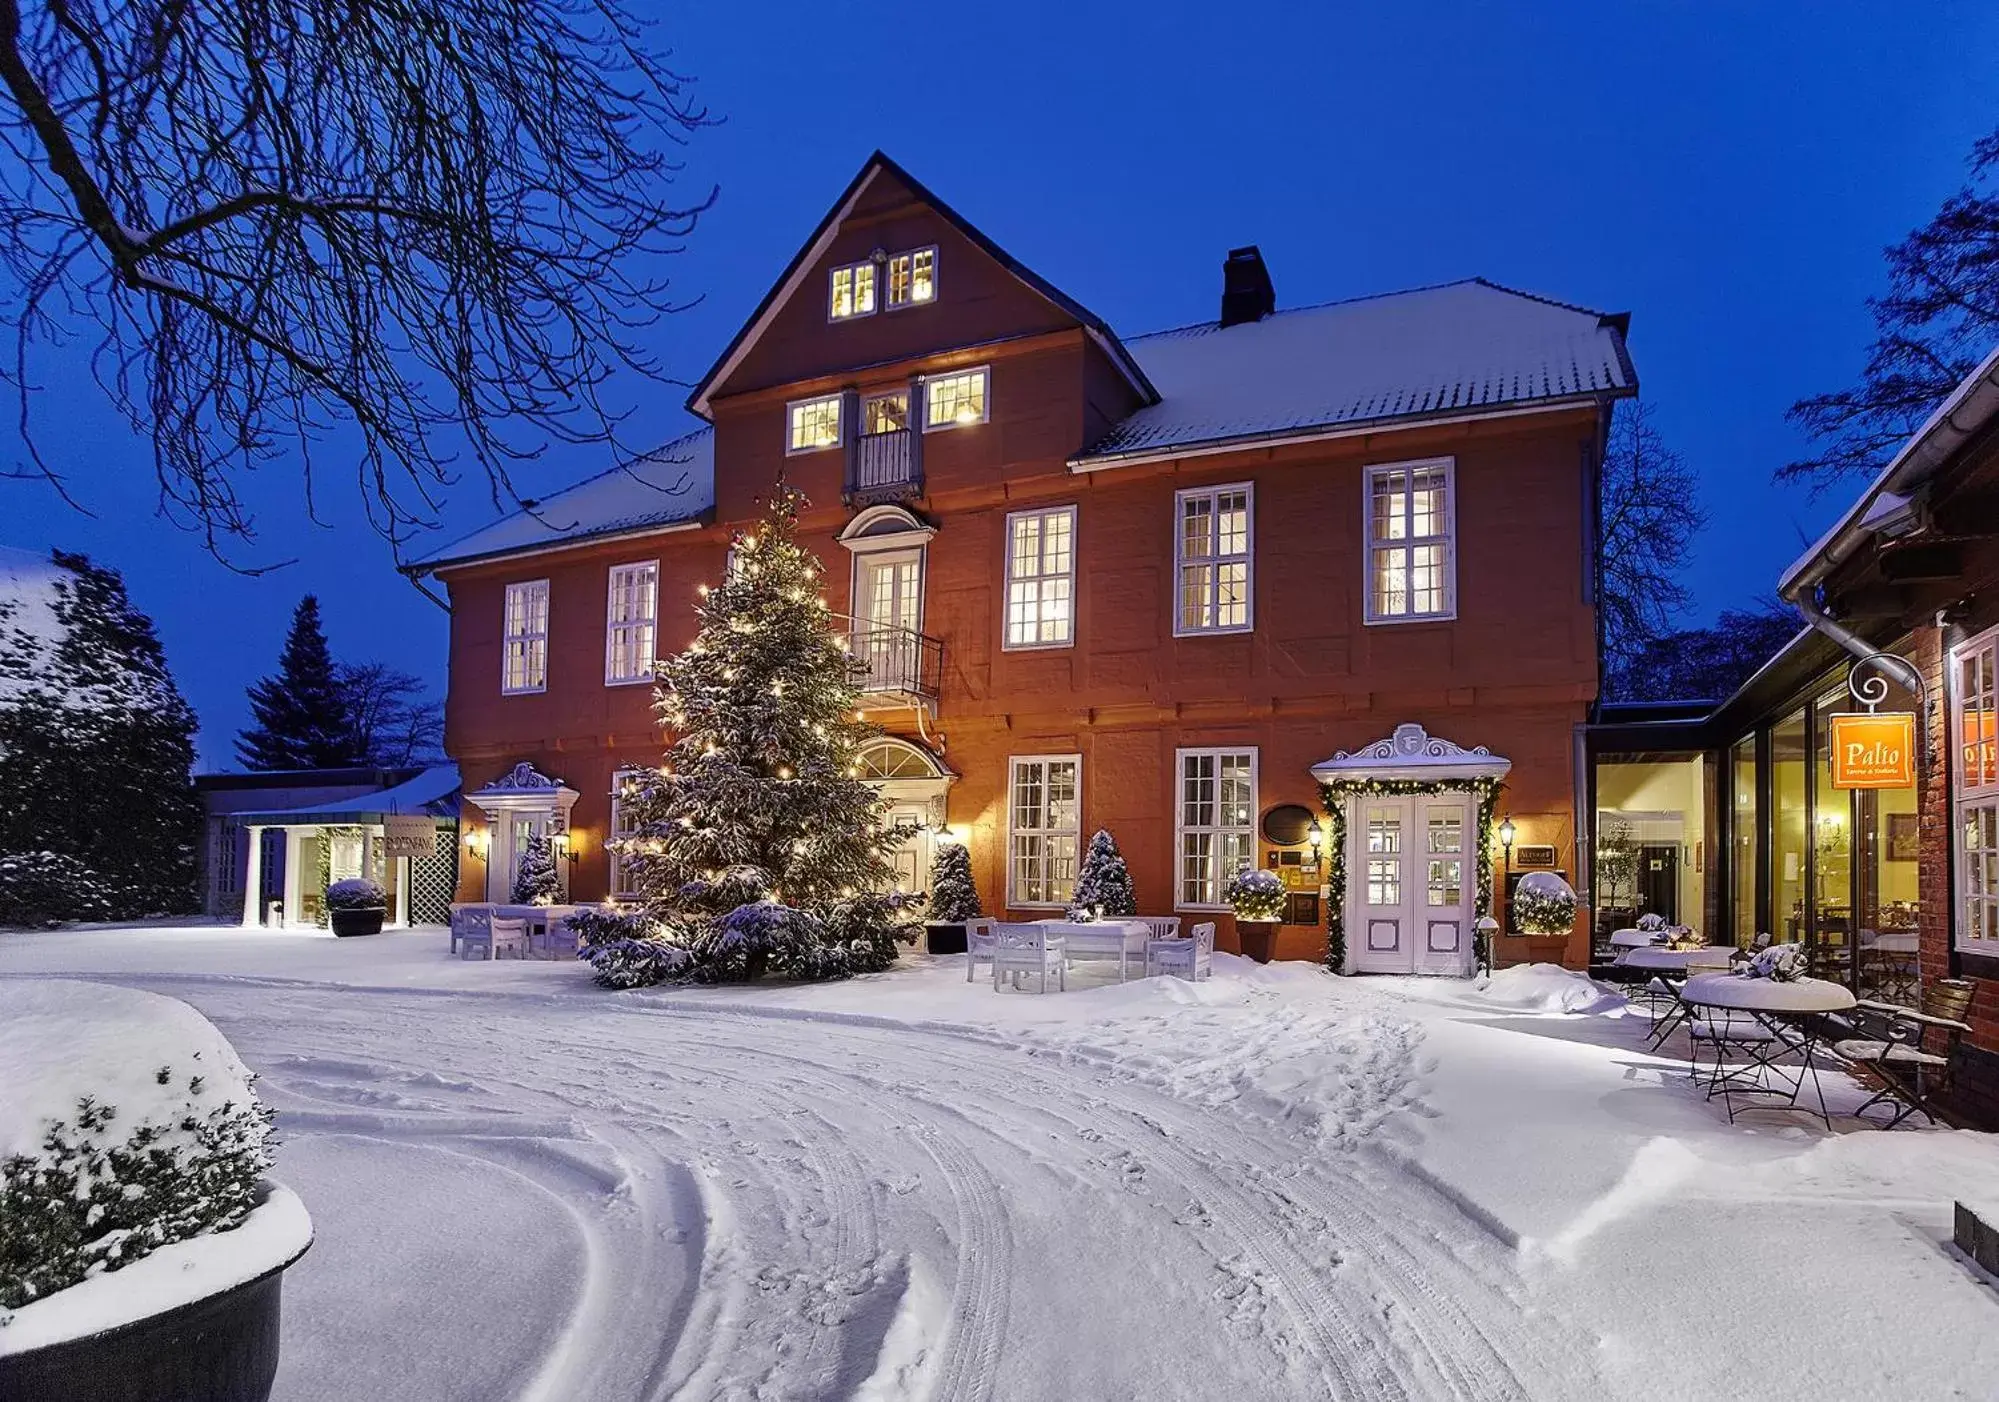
[5, 926, 1998, 1400]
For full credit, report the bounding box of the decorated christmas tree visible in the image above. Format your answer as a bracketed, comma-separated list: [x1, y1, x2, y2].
[927, 838, 981, 923]
[594, 487, 920, 984]
[510, 833, 561, 905]
[1071, 829, 1137, 917]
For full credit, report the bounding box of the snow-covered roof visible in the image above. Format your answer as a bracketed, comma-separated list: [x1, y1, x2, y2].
[1077, 279, 1635, 466]
[231, 764, 461, 826]
[404, 429, 714, 575]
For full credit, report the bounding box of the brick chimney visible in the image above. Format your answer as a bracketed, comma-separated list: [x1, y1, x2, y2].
[1220, 246, 1275, 328]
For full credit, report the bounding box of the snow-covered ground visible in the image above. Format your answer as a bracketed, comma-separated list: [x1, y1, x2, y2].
[4, 924, 1996, 1400]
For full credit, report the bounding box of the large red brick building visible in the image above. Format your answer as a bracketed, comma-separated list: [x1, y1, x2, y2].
[406, 153, 1636, 969]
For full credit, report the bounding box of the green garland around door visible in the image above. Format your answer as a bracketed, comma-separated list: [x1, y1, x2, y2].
[1317, 776, 1504, 975]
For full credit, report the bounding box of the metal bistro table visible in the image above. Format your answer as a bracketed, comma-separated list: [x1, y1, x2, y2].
[1680, 972, 1857, 1129]
[1615, 946, 1733, 1044]
[1034, 918, 1151, 981]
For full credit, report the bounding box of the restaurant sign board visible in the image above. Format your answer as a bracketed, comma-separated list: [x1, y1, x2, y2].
[1828, 711, 1916, 789]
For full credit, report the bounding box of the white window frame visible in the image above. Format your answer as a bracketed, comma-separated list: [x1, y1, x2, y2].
[786, 393, 843, 455]
[1173, 482, 1255, 636]
[828, 260, 877, 320]
[502, 579, 550, 695]
[215, 823, 240, 897]
[1002, 505, 1078, 651]
[1954, 623, 1999, 954]
[604, 560, 659, 686]
[608, 768, 648, 900]
[922, 367, 989, 432]
[1007, 753, 1083, 909]
[1175, 747, 1258, 910]
[886, 246, 939, 309]
[1364, 456, 1457, 625]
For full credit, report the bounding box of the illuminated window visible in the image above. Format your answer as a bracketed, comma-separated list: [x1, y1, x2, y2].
[608, 768, 648, 899]
[864, 390, 909, 436]
[1956, 625, 1999, 952]
[1177, 748, 1256, 907]
[1366, 813, 1403, 906]
[1004, 506, 1076, 649]
[1426, 814, 1464, 907]
[924, 368, 988, 430]
[829, 261, 876, 320]
[786, 394, 842, 454]
[1367, 458, 1455, 622]
[1009, 755, 1081, 906]
[1175, 484, 1252, 634]
[887, 248, 937, 308]
[502, 579, 549, 694]
[604, 561, 658, 685]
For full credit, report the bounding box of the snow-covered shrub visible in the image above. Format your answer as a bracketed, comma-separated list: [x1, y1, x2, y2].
[324, 877, 385, 910]
[1224, 867, 1285, 922]
[1072, 829, 1137, 917]
[0, 982, 275, 1312]
[926, 840, 981, 923]
[808, 890, 923, 979]
[0, 852, 113, 929]
[1512, 872, 1578, 936]
[566, 905, 661, 950]
[582, 938, 692, 990]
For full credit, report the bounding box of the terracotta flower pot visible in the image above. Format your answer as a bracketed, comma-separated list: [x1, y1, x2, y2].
[1237, 919, 1280, 964]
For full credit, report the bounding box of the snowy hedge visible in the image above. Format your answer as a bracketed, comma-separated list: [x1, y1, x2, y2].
[324, 877, 386, 910]
[0, 852, 114, 929]
[0, 981, 276, 1313]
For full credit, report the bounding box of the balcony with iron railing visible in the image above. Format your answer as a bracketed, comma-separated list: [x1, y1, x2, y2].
[836, 616, 943, 709]
[850, 428, 920, 503]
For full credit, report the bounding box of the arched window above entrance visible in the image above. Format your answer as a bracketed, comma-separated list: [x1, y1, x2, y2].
[855, 738, 946, 782]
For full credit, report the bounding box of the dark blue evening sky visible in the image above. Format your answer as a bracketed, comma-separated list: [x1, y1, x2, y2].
[7, 1, 1997, 769]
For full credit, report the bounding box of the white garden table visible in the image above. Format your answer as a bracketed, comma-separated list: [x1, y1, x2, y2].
[1680, 972, 1857, 1128]
[1034, 919, 1151, 981]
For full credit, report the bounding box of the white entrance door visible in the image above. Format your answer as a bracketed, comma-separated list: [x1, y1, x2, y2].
[1351, 796, 1475, 976]
[856, 551, 922, 690]
[882, 804, 930, 897]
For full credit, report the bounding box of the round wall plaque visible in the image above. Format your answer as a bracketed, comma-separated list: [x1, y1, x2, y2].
[1261, 803, 1317, 846]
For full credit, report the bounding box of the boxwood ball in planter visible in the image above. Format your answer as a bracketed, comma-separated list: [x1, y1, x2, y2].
[0, 980, 312, 1402]
[325, 876, 387, 936]
[1225, 867, 1286, 964]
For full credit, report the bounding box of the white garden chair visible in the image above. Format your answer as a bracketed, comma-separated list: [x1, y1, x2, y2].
[531, 907, 581, 961]
[1147, 921, 1214, 982]
[964, 917, 998, 983]
[489, 916, 530, 960]
[1138, 916, 1181, 941]
[992, 922, 1065, 994]
[454, 905, 494, 959]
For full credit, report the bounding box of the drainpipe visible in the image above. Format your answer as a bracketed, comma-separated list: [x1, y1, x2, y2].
[1789, 591, 1924, 697]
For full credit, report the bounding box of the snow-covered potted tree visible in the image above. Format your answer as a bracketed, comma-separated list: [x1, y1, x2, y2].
[510, 833, 562, 906]
[0, 980, 311, 1402]
[1512, 871, 1579, 963]
[324, 876, 386, 936]
[924, 837, 981, 955]
[1070, 829, 1137, 920]
[1225, 866, 1285, 963]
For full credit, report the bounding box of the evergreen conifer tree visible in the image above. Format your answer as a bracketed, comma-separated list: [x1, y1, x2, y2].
[237, 596, 359, 770]
[510, 833, 561, 905]
[0, 549, 200, 916]
[1071, 829, 1137, 917]
[926, 839, 981, 923]
[604, 487, 919, 982]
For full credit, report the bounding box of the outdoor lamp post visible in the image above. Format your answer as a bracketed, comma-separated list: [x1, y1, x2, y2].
[1497, 817, 1517, 933]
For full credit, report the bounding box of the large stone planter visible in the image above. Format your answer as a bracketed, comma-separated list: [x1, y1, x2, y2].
[329, 905, 385, 937]
[0, 1188, 311, 1402]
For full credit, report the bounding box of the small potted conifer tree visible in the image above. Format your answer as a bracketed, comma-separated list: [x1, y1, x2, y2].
[324, 877, 386, 937]
[1070, 829, 1137, 921]
[1225, 867, 1286, 963]
[510, 834, 561, 906]
[924, 838, 981, 955]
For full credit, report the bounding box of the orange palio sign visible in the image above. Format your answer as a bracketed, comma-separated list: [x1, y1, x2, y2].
[1828, 712, 1917, 789]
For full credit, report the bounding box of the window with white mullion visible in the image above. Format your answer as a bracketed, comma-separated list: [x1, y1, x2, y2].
[608, 768, 647, 899]
[502, 579, 549, 694]
[1176, 748, 1257, 908]
[1008, 755, 1082, 907]
[1004, 506, 1076, 649]
[1366, 458, 1456, 623]
[1955, 626, 1999, 952]
[1175, 484, 1253, 634]
[829, 260, 876, 320]
[604, 561, 659, 685]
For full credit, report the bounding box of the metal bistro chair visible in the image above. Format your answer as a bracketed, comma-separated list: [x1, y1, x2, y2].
[992, 922, 1066, 994]
[1834, 979, 1976, 1128]
[1147, 921, 1215, 982]
[963, 917, 999, 983]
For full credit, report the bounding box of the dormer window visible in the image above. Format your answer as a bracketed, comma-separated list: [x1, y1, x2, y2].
[829, 261, 876, 320]
[887, 248, 937, 308]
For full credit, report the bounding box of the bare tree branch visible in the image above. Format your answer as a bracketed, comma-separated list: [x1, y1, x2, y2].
[1599, 401, 1708, 697]
[0, 0, 714, 566]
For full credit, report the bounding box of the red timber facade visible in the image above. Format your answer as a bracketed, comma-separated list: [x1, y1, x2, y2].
[407, 153, 1637, 968]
